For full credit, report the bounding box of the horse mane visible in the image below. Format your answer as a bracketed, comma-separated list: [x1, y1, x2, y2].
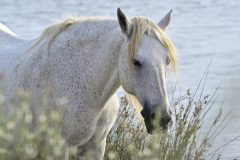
[30, 16, 177, 73]
[29, 17, 77, 50]
[128, 17, 177, 73]
[125, 93, 143, 113]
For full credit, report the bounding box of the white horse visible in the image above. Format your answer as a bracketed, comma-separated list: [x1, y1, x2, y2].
[0, 8, 177, 159]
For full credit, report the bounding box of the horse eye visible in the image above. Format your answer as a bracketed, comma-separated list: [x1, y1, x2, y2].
[132, 59, 142, 67]
[166, 57, 170, 65]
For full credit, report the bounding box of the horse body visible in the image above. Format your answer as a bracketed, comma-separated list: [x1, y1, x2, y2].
[0, 19, 123, 158]
[0, 26, 33, 113]
[1, 18, 122, 141]
[0, 8, 176, 159]
[47, 20, 123, 147]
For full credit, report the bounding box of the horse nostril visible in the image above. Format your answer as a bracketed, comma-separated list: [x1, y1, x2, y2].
[160, 115, 172, 130]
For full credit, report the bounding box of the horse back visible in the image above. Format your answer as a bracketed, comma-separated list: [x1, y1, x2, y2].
[0, 22, 21, 48]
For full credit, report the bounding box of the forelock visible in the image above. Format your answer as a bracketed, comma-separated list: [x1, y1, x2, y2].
[128, 17, 177, 73]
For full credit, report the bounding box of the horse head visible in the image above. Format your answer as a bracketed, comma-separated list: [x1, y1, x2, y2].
[117, 8, 177, 134]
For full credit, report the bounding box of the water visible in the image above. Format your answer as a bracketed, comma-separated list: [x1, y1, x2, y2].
[1, 0, 240, 158]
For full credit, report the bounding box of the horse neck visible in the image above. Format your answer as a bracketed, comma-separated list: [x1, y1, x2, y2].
[47, 20, 126, 107]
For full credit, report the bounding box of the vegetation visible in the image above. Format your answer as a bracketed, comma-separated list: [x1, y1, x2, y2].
[0, 82, 237, 159]
[0, 92, 68, 160]
[105, 89, 227, 160]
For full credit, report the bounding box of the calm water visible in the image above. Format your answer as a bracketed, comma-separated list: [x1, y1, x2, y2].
[1, 0, 240, 158]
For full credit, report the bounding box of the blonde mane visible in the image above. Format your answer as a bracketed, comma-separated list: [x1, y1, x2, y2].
[30, 18, 77, 51]
[128, 17, 177, 73]
[125, 93, 143, 112]
[30, 16, 177, 73]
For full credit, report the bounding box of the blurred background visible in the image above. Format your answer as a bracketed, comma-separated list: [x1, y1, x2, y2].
[0, 0, 240, 158]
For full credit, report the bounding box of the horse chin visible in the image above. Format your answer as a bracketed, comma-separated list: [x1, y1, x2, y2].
[144, 118, 170, 134]
[141, 108, 171, 134]
[160, 123, 169, 131]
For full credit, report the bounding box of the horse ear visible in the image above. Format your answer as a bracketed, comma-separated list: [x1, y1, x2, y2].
[117, 8, 132, 37]
[158, 9, 172, 31]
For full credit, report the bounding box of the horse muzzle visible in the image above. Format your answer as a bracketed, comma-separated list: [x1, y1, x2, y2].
[141, 106, 172, 134]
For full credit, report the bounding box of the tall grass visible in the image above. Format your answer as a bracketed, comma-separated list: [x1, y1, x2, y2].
[105, 88, 228, 160]
[0, 85, 237, 159]
[0, 92, 68, 160]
